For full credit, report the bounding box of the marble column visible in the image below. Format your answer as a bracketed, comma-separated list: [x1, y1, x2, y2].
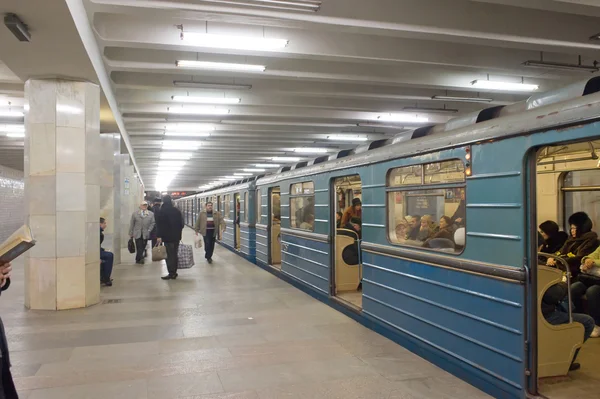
[119, 156, 135, 251]
[24, 79, 101, 310]
[99, 133, 121, 265]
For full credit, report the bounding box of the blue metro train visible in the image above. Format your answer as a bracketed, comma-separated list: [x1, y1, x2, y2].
[176, 77, 600, 399]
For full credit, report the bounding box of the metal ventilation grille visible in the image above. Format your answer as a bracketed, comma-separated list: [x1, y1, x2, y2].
[193, 0, 322, 12]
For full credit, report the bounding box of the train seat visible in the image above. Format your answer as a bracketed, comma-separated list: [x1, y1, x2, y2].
[537, 265, 584, 378]
[335, 229, 361, 293]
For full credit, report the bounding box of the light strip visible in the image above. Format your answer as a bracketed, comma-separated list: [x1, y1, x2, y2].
[234, 173, 253, 176]
[173, 81, 252, 90]
[159, 161, 186, 167]
[243, 168, 265, 172]
[255, 163, 280, 168]
[160, 152, 193, 160]
[0, 124, 24, 133]
[357, 123, 405, 129]
[327, 134, 368, 142]
[165, 123, 215, 132]
[190, 0, 320, 12]
[176, 60, 266, 72]
[522, 60, 599, 73]
[403, 106, 458, 114]
[6, 132, 24, 138]
[172, 95, 241, 105]
[165, 132, 211, 137]
[377, 113, 429, 123]
[0, 110, 24, 118]
[181, 32, 288, 51]
[162, 141, 202, 150]
[271, 157, 301, 162]
[431, 95, 493, 103]
[167, 106, 230, 115]
[470, 79, 539, 92]
[293, 147, 329, 153]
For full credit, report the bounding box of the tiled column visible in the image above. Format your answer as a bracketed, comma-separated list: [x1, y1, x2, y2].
[24, 79, 101, 310]
[99, 133, 121, 264]
[119, 156, 134, 252]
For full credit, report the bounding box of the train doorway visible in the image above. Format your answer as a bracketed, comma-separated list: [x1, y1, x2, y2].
[331, 175, 363, 309]
[234, 193, 241, 251]
[269, 186, 281, 269]
[532, 140, 600, 398]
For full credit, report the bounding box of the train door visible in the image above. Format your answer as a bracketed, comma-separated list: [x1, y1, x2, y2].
[331, 175, 363, 309]
[531, 140, 600, 398]
[269, 186, 281, 269]
[234, 193, 241, 251]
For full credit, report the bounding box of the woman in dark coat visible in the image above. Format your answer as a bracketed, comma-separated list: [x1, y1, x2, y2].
[547, 212, 599, 278]
[538, 220, 569, 255]
[0, 261, 17, 399]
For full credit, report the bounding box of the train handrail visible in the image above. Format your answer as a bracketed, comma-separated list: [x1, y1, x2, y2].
[537, 253, 573, 324]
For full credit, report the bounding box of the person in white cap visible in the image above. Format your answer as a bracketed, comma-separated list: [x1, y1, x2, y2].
[129, 201, 156, 264]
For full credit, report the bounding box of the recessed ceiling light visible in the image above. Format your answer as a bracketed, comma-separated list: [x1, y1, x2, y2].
[171, 95, 241, 105]
[166, 123, 215, 131]
[176, 60, 266, 72]
[431, 95, 493, 103]
[470, 80, 538, 92]
[173, 81, 253, 90]
[219, 177, 236, 181]
[0, 124, 24, 133]
[243, 168, 265, 172]
[167, 106, 230, 115]
[162, 141, 202, 150]
[165, 132, 211, 137]
[271, 157, 301, 162]
[327, 134, 368, 142]
[234, 172, 252, 176]
[0, 110, 24, 118]
[159, 161, 186, 167]
[403, 106, 458, 114]
[190, 0, 321, 12]
[180, 32, 288, 51]
[293, 148, 329, 153]
[160, 152, 193, 160]
[377, 114, 429, 123]
[6, 132, 24, 138]
[255, 164, 280, 168]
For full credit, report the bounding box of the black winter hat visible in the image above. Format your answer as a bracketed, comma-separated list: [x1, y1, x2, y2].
[568, 212, 593, 235]
[352, 198, 362, 206]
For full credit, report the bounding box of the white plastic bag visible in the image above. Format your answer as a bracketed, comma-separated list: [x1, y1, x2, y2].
[194, 235, 203, 248]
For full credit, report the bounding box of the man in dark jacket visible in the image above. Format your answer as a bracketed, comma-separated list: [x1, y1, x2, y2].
[547, 212, 598, 277]
[542, 281, 594, 371]
[156, 195, 185, 280]
[150, 198, 162, 249]
[100, 217, 114, 286]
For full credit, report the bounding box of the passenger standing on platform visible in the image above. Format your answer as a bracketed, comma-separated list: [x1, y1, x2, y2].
[0, 260, 18, 398]
[150, 198, 162, 249]
[156, 195, 185, 280]
[129, 201, 155, 264]
[195, 201, 224, 264]
[100, 218, 114, 286]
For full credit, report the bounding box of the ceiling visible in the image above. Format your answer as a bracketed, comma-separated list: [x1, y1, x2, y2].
[1, 0, 600, 187]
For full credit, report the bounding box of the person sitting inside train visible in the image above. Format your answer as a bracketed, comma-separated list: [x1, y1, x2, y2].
[406, 215, 421, 240]
[542, 281, 594, 371]
[538, 220, 569, 255]
[344, 217, 362, 239]
[336, 211, 343, 228]
[451, 188, 466, 227]
[300, 213, 315, 230]
[423, 216, 455, 248]
[546, 212, 598, 278]
[395, 220, 409, 242]
[570, 246, 600, 339]
[341, 198, 362, 227]
[417, 215, 435, 242]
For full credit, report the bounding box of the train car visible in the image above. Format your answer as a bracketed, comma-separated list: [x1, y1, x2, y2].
[177, 77, 600, 399]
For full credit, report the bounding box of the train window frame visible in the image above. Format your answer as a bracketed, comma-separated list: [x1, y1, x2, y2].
[289, 181, 315, 232]
[386, 158, 466, 255]
[256, 189, 262, 225]
[243, 191, 249, 223]
[560, 169, 600, 231]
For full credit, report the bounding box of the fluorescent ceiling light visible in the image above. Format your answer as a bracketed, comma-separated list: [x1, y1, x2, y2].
[172, 95, 241, 105]
[173, 81, 252, 90]
[167, 106, 230, 115]
[6, 132, 24, 138]
[165, 132, 211, 137]
[293, 147, 329, 154]
[162, 141, 201, 150]
[166, 123, 215, 131]
[160, 152, 193, 160]
[243, 168, 265, 172]
[522, 60, 599, 73]
[377, 114, 429, 123]
[0, 110, 24, 118]
[0, 124, 24, 133]
[219, 177, 236, 181]
[176, 60, 266, 72]
[271, 157, 301, 162]
[431, 95, 493, 103]
[470, 80, 539, 92]
[191, 0, 321, 12]
[357, 123, 405, 129]
[403, 106, 458, 114]
[255, 164, 280, 168]
[234, 173, 252, 176]
[181, 32, 288, 51]
[159, 161, 186, 167]
[327, 134, 368, 142]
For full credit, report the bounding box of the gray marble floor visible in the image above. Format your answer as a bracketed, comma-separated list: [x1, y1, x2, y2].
[2, 229, 491, 399]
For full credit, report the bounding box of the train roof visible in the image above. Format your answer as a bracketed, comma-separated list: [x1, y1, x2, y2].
[183, 77, 600, 198]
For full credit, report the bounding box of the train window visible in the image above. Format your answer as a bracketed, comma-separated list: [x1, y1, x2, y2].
[224, 194, 231, 218]
[563, 170, 600, 229]
[290, 182, 315, 231]
[387, 160, 466, 253]
[243, 192, 249, 223]
[256, 189, 262, 224]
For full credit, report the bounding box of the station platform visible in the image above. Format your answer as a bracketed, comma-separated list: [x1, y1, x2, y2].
[1, 229, 490, 399]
